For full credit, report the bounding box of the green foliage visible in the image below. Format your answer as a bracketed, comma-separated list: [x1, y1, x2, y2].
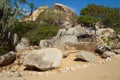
[80, 4, 120, 27]
[14, 21, 59, 45]
[0, 46, 9, 56]
[0, 0, 19, 54]
[76, 15, 101, 25]
[29, 2, 35, 15]
[0, 0, 29, 54]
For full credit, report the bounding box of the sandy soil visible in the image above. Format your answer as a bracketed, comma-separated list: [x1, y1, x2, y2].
[1, 57, 120, 80]
[0, 49, 120, 80]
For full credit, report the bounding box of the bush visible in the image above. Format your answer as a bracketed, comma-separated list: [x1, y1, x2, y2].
[14, 22, 59, 45]
[0, 46, 9, 56]
[76, 15, 101, 25]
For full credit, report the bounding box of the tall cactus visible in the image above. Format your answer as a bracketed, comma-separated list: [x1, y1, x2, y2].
[0, 0, 28, 53]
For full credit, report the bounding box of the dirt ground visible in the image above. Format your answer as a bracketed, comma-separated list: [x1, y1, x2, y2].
[1, 57, 120, 80]
[0, 49, 120, 80]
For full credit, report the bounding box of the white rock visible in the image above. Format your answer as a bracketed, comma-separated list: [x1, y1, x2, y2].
[102, 51, 116, 58]
[23, 48, 63, 70]
[76, 51, 96, 62]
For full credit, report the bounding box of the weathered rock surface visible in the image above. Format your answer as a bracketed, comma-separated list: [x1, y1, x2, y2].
[23, 48, 63, 70]
[21, 37, 30, 47]
[112, 49, 120, 54]
[39, 40, 54, 48]
[101, 51, 116, 58]
[54, 3, 77, 22]
[21, 6, 48, 21]
[54, 41, 69, 57]
[0, 51, 16, 66]
[60, 35, 78, 44]
[96, 44, 111, 54]
[76, 51, 96, 62]
[15, 42, 26, 52]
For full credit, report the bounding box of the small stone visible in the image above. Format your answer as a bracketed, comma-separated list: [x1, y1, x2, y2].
[102, 51, 116, 58]
[38, 72, 43, 76]
[44, 71, 49, 76]
[62, 69, 67, 73]
[94, 61, 98, 64]
[75, 65, 81, 69]
[70, 67, 76, 71]
[13, 72, 22, 77]
[65, 67, 70, 71]
[82, 64, 88, 68]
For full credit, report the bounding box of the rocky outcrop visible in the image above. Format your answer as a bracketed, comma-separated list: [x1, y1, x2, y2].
[21, 6, 48, 21]
[0, 51, 16, 66]
[54, 3, 77, 23]
[23, 48, 63, 70]
[76, 51, 96, 62]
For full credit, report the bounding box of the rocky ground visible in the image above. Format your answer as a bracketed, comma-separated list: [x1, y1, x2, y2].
[0, 53, 120, 80]
[0, 47, 120, 80]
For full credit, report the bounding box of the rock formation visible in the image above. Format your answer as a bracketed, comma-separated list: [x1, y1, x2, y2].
[21, 6, 48, 21]
[54, 3, 77, 23]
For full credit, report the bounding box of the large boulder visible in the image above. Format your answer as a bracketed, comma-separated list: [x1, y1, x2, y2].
[54, 3, 77, 22]
[0, 51, 16, 66]
[101, 51, 116, 58]
[76, 51, 96, 62]
[23, 48, 63, 70]
[39, 40, 54, 48]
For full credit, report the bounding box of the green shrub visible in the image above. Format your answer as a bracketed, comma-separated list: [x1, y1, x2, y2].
[25, 24, 59, 45]
[14, 22, 59, 45]
[0, 46, 9, 56]
[76, 15, 101, 26]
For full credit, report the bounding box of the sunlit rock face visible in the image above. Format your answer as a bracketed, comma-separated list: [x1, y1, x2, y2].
[54, 3, 77, 23]
[20, 6, 49, 21]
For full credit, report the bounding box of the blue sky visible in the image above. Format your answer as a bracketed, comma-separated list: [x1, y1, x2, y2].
[17, 0, 120, 15]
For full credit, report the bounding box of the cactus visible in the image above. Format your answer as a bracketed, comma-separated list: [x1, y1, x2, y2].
[0, 0, 28, 53]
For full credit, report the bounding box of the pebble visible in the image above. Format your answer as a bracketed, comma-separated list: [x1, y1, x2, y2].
[62, 69, 68, 73]
[0, 72, 5, 77]
[37, 72, 43, 76]
[93, 61, 98, 64]
[75, 65, 82, 69]
[65, 67, 71, 71]
[44, 71, 49, 76]
[13, 72, 22, 77]
[70, 67, 76, 71]
[82, 64, 88, 68]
